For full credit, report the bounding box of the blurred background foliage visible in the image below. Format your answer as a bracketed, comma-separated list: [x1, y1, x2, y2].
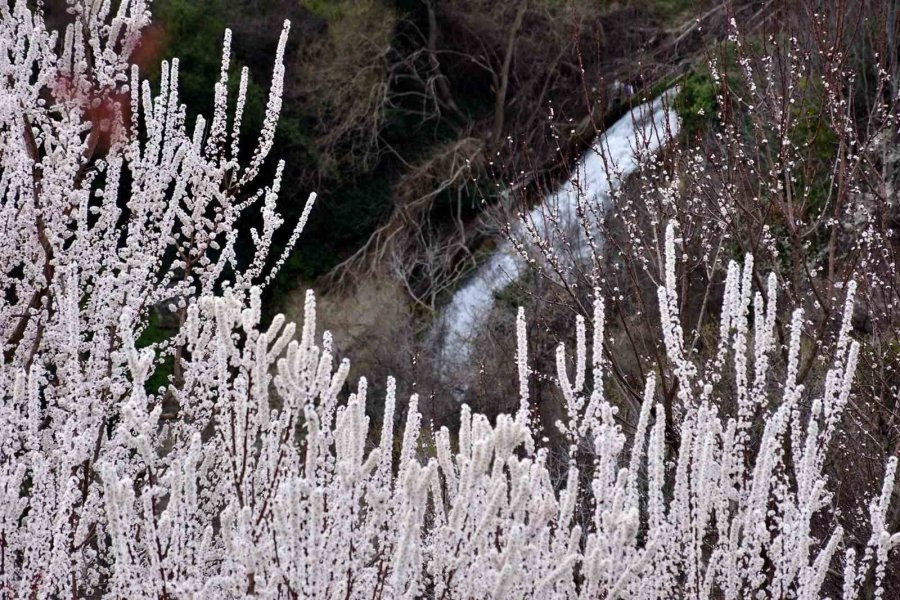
[148, 0, 714, 302]
[126, 0, 735, 409]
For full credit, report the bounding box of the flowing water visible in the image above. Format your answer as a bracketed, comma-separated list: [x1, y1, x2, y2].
[432, 91, 680, 374]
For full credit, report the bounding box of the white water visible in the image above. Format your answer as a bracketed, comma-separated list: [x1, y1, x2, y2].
[433, 92, 680, 371]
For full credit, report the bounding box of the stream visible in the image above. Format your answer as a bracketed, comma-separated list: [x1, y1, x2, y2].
[432, 91, 680, 378]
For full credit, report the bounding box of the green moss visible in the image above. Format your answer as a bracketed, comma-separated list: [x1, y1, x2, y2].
[154, 0, 313, 148]
[300, 0, 347, 21]
[788, 77, 838, 218]
[136, 311, 175, 395]
[151, 0, 228, 118]
[673, 40, 750, 138]
[674, 70, 717, 137]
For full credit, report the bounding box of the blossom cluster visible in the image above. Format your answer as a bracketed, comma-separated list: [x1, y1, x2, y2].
[0, 2, 897, 598]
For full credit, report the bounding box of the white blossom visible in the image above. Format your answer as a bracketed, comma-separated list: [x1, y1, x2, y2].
[0, 3, 896, 599]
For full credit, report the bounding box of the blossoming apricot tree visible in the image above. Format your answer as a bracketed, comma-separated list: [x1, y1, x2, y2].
[0, 1, 897, 598]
